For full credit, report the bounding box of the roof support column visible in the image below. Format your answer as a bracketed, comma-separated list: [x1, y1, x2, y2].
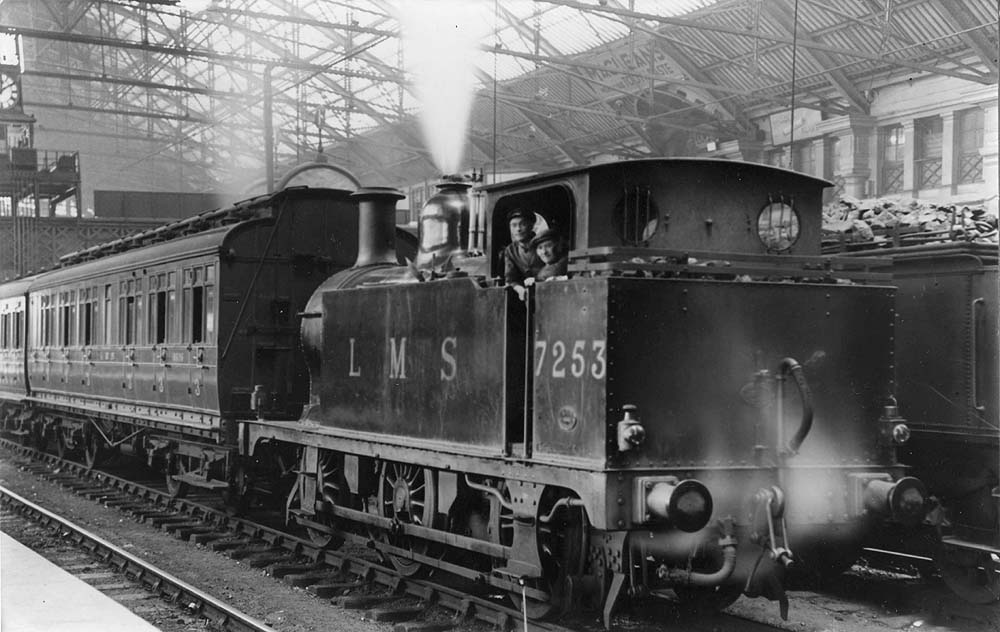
[940, 111, 956, 193]
[816, 114, 875, 200]
[980, 101, 999, 213]
[902, 120, 916, 198]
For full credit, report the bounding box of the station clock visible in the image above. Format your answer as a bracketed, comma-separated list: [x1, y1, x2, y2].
[0, 72, 19, 110]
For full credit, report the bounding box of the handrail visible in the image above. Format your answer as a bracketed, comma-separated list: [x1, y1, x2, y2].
[971, 297, 986, 414]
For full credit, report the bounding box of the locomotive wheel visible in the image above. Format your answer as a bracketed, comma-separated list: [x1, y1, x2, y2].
[55, 427, 77, 459]
[507, 490, 587, 620]
[165, 452, 191, 498]
[937, 546, 1000, 604]
[32, 423, 49, 452]
[306, 451, 347, 549]
[376, 462, 437, 577]
[223, 464, 253, 516]
[55, 430, 68, 458]
[83, 432, 105, 469]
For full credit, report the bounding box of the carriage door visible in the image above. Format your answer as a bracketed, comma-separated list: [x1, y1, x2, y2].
[80, 288, 93, 387]
[184, 266, 211, 402]
[120, 279, 137, 391]
[59, 290, 75, 384]
[148, 273, 171, 399]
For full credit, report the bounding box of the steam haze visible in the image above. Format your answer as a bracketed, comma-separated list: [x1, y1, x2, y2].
[398, 2, 485, 175]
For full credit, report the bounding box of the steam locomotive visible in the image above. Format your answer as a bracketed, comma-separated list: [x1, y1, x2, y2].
[841, 239, 999, 603]
[0, 159, 930, 623]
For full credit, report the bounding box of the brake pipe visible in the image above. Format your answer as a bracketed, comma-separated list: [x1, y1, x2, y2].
[660, 517, 738, 587]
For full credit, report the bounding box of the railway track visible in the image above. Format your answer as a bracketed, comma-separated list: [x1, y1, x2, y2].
[3, 437, 995, 632]
[0, 438, 579, 632]
[0, 484, 278, 632]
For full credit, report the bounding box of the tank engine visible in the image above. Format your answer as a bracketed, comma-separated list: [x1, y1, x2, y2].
[843, 240, 999, 603]
[242, 159, 929, 623]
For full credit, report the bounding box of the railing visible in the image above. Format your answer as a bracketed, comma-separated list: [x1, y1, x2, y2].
[1, 147, 79, 174]
[0, 216, 165, 280]
[915, 157, 942, 189]
[881, 164, 903, 195]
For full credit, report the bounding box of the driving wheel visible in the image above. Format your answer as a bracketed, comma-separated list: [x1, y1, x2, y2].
[937, 545, 1000, 604]
[505, 488, 586, 620]
[376, 461, 437, 577]
[305, 451, 347, 548]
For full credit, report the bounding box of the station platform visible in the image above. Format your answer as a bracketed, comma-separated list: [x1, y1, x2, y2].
[0, 531, 159, 631]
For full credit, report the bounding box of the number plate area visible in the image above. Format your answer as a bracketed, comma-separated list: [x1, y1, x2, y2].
[532, 278, 609, 463]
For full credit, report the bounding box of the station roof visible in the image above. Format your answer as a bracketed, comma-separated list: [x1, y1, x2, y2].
[0, 0, 996, 190]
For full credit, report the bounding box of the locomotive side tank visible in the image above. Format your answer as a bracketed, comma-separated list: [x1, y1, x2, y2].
[246, 159, 927, 623]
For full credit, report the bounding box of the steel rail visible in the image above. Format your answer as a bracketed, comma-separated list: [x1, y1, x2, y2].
[0, 484, 278, 632]
[0, 439, 576, 632]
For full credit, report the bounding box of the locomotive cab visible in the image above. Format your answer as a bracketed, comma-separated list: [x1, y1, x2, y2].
[488, 182, 576, 278]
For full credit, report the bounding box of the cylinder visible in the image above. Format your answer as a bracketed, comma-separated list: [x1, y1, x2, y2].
[350, 186, 405, 268]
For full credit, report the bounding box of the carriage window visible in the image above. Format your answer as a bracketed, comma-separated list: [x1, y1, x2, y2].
[60, 290, 76, 347]
[122, 295, 136, 345]
[136, 293, 144, 344]
[79, 289, 88, 345]
[205, 285, 215, 342]
[14, 310, 22, 348]
[1, 312, 8, 348]
[147, 274, 168, 344]
[167, 273, 177, 343]
[81, 297, 94, 346]
[80, 287, 98, 347]
[59, 293, 69, 346]
[103, 284, 112, 344]
[184, 264, 215, 344]
[153, 290, 167, 344]
[120, 277, 141, 347]
[191, 286, 204, 343]
[41, 295, 54, 346]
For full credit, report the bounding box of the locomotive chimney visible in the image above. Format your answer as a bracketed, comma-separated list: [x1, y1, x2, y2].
[350, 186, 405, 268]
